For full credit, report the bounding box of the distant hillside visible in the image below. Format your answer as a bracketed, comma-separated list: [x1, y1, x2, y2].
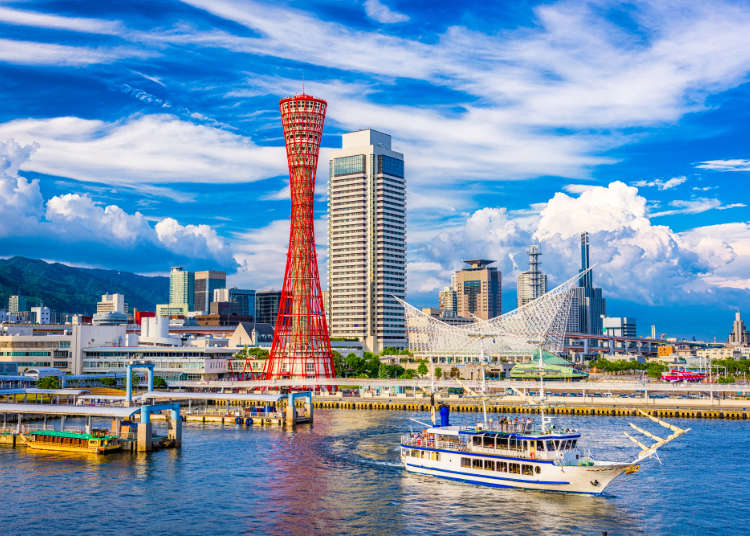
[0, 257, 168, 314]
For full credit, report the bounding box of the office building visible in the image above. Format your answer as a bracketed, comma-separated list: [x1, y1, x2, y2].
[603, 316, 637, 338]
[453, 260, 501, 320]
[195, 270, 226, 314]
[517, 245, 548, 307]
[255, 290, 281, 326]
[30, 306, 51, 324]
[214, 287, 256, 319]
[156, 303, 189, 318]
[567, 232, 606, 334]
[438, 287, 457, 314]
[169, 267, 195, 311]
[97, 293, 127, 314]
[9, 295, 26, 313]
[729, 312, 749, 345]
[328, 129, 407, 352]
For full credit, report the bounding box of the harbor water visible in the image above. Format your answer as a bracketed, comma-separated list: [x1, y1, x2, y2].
[1, 409, 747, 535]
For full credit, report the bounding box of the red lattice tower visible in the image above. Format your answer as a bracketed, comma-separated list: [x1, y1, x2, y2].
[264, 93, 335, 381]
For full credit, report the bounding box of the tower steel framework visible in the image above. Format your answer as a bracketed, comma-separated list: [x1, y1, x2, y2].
[264, 93, 336, 380]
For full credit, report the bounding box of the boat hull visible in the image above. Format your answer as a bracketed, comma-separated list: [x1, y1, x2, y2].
[22, 435, 121, 454]
[401, 446, 632, 495]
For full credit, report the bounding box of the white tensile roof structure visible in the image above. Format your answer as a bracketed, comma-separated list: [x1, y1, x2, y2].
[397, 270, 587, 357]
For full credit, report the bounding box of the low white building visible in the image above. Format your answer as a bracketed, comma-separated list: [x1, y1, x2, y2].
[81, 345, 232, 381]
[0, 324, 127, 373]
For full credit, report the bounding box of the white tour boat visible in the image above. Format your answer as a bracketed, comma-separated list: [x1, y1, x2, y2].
[400, 345, 689, 495]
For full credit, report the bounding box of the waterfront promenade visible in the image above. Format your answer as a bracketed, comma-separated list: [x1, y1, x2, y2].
[163, 378, 750, 418]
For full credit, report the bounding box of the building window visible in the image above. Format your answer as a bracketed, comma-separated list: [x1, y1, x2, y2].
[333, 155, 366, 176]
[377, 155, 404, 178]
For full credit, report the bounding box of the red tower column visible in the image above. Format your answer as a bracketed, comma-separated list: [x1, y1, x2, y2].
[264, 94, 335, 381]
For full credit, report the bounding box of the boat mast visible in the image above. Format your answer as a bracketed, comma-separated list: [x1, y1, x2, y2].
[538, 342, 548, 433]
[480, 334, 487, 426]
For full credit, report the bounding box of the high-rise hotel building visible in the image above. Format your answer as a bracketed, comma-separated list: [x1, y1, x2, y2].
[328, 129, 406, 352]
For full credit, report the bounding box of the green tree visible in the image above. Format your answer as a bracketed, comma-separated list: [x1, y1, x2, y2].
[416, 360, 428, 378]
[400, 369, 417, 379]
[434, 367, 443, 380]
[153, 376, 168, 389]
[36, 376, 60, 389]
[646, 362, 668, 379]
[99, 376, 117, 387]
[235, 346, 269, 359]
[449, 366, 460, 379]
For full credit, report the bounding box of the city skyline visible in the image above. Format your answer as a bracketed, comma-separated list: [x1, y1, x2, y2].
[0, 1, 748, 339]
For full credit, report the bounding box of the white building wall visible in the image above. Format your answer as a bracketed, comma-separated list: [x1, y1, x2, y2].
[328, 129, 406, 353]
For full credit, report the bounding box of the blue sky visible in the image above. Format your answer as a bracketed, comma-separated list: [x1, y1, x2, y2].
[0, 0, 749, 340]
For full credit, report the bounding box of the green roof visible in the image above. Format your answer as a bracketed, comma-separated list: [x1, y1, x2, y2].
[29, 430, 118, 440]
[509, 352, 588, 380]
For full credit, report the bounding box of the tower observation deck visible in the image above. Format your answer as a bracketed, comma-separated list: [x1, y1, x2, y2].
[264, 94, 336, 381]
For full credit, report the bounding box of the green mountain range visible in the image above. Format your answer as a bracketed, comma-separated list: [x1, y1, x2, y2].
[0, 257, 168, 314]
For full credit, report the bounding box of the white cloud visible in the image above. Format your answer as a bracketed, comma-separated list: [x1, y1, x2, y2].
[155, 218, 231, 261]
[0, 114, 285, 185]
[0, 38, 147, 66]
[633, 176, 687, 190]
[696, 159, 750, 172]
[409, 181, 750, 306]
[364, 0, 409, 24]
[563, 184, 597, 194]
[46, 193, 152, 244]
[0, 6, 122, 34]
[650, 197, 746, 217]
[0, 140, 44, 236]
[0, 139, 233, 267]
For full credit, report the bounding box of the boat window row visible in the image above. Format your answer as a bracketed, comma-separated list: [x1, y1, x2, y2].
[408, 449, 440, 461]
[461, 457, 540, 475]
[471, 433, 577, 451]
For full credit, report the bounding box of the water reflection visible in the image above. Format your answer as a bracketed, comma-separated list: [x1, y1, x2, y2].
[0, 410, 746, 535]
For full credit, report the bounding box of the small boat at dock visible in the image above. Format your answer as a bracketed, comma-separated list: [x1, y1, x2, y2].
[22, 430, 122, 454]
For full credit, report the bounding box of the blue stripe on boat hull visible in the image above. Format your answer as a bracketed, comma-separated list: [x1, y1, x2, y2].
[404, 463, 603, 496]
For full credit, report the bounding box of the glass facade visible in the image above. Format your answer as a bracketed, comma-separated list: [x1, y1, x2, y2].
[332, 155, 365, 176]
[377, 155, 404, 178]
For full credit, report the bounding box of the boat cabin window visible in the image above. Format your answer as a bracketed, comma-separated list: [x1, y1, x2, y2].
[483, 434, 496, 448]
[522, 464, 534, 476]
[536, 440, 545, 451]
[472, 458, 483, 469]
[545, 440, 554, 451]
[509, 463, 521, 474]
[461, 457, 471, 468]
[535, 466, 541, 474]
[484, 460, 494, 470]
[473, 435, 482, 446]
[571, 439, 577, 448]
[496, 461, 507, 472]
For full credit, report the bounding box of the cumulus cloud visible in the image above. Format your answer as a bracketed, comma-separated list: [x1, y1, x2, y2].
[0, 140, 44, 235]
[155, 218, 231, 262]
[411, 181, 748, 305]
[0, 138, 235, 270]
[46, 193, 152, 244]
[633, 176, 687, 190]
[364, 0, 409, 24]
